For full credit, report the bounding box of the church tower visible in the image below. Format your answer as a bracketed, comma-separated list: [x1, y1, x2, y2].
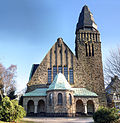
[75, 5, 106, 105]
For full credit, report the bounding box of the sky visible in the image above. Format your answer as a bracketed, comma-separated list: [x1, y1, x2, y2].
[0, 0, 120, 92]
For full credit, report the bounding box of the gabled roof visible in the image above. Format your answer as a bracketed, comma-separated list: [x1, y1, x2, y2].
[29, 64, 39, 81]
[47, 73, 72, 91]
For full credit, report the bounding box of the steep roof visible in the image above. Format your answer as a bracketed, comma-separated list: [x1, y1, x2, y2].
[29, 64, 39, 81]
[47, 73, 72, 91]
[76, 5, 97, 31]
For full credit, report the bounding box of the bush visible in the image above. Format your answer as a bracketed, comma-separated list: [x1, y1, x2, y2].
[0, 96, 26, 122]
[93, 106, 119, 123]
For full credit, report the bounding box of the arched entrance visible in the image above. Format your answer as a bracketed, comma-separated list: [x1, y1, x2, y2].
[76, 100, 84, 116]
[37, 100, 45, 116]
[87, 100, 94, 115]
[27, 100, 34, 115]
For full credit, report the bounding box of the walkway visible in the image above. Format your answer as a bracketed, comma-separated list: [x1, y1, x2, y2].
[22, 117, 94, 123]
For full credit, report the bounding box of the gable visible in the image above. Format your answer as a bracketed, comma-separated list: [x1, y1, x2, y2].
[27, 38, 77, 87]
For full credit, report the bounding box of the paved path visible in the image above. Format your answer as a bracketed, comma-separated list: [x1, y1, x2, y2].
[22, 117, 94, 123]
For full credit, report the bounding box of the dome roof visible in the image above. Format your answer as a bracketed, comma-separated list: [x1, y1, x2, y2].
[47, 73, 72, 91]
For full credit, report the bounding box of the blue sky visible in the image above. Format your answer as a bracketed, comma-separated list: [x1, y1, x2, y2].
[0, 0, 120, 92]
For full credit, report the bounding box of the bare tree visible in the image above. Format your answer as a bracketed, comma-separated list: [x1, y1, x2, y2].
[104, 48, 120, 93]
[0, 63, 17, 99]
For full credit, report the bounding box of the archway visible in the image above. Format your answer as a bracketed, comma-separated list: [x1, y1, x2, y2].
[37, 100, 45, 116]
[76, 100, 84, 115]
[87, 100, 94, 114]
[27, 100, 34, 114]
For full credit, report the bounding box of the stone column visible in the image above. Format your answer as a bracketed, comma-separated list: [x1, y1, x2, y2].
[84, 103, 87, 114]
[80, 33, 81, 41]
[23, 104, 27, 113]
[23, 98, 27, 113]
[34, 102, 38, 114]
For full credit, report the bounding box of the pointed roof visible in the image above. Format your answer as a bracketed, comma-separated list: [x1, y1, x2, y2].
[47, 73, 72, 91]
[76, 5, 97, 31]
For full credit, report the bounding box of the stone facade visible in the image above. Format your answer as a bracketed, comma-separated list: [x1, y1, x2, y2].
[23, 5, 107, 117]
[23, 89, 99, 117]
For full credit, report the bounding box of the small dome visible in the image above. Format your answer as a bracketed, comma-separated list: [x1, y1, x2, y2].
[47, 73, 72, 91]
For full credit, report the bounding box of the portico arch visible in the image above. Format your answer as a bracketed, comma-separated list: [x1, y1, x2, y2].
[76, 100, 84, 115]
[37, 100, 45, 114]
[27, 100, 34, 114]
[87, 100, 94, 114]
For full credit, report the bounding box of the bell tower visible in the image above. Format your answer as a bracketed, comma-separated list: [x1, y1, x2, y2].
[75, 5, 106, 105]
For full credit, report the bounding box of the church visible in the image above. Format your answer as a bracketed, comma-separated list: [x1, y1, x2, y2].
[23, 5, 107, 117]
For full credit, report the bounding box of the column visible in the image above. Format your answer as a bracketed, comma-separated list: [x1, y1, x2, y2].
[34, 102, 38, 114]
[84, 103, 87, 114]
[88, 33, 90, 41]
[91, 33, 93, 41]
[23, 104, 27, 113]
[80, 33, 81, 41]
[23, 99, 27, 113]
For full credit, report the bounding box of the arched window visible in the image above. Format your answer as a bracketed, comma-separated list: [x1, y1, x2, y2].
[49, 93, 52, 105]
[58, 93, 63, 105]
[69, 94, 72, 105]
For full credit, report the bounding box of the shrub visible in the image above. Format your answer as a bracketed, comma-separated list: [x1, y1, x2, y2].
[93, 106, 119, 123]
[0, 96, 26, 122]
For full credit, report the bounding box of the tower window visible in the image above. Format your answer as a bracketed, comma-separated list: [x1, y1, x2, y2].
[69, 94, 72, 105]
[92, 44, 94, 56]
[93, 34, 95, 40]
[49, 93, 52, 106]
[96, 34, 97, 42]
[69, 68, 74, 84]
[53, 66, 57, 80]
[89, 44, 91, 56]
[85, 43, 88, 56]
[58, 66, 62, 73]
[58, 93, 63, 105]
[64, 66, 68, 80]
[48, 68, 51, 84]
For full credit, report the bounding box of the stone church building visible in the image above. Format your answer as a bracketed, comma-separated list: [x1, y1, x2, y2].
[23, 5, 106, 116]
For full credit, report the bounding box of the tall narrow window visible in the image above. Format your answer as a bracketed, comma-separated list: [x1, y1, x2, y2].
[96, 34, 97, 42]
[58, 66, 62, 73]
[85, 43, 88, 56]
[48, 68, 51, 84]
[64, 66, 68, 80]
[69, 68, 74, 84]
[69, 94, 72, 105]
[53, 66, 57, 80]
[49, 93, 52, 105]
[58, 93, 63, 105]
[93, 34, 95, 40]
[89, 44, 91, 56]
[92, 44, 94, 56]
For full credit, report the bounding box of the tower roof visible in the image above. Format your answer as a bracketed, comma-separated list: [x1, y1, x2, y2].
[76, 5, 97, 31]
[47, 73, 72, 91]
